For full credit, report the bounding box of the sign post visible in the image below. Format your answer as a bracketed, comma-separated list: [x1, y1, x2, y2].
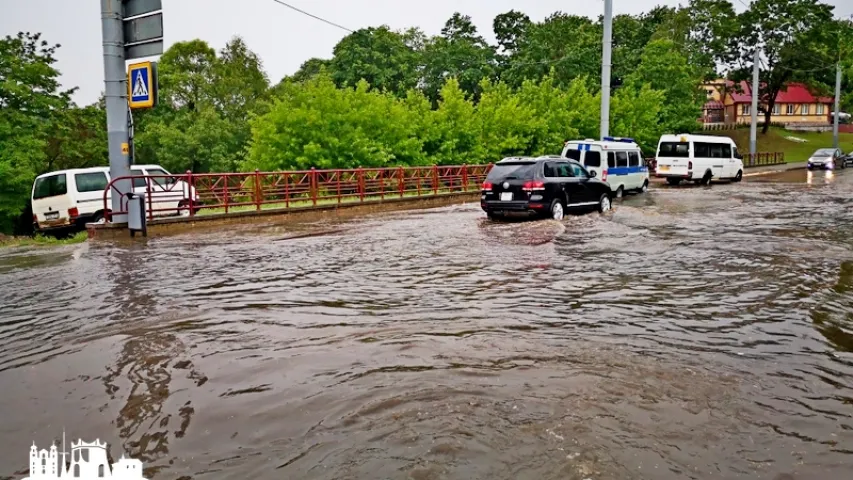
[100, 0, 162, 224]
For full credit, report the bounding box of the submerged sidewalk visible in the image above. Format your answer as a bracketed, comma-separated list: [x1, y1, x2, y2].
[650, 162, 805, 183]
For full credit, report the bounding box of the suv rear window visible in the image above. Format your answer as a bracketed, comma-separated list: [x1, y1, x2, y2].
[33, 174, 68, 200]
[75, 172, 108, 193]
[486, 163, 538, 181]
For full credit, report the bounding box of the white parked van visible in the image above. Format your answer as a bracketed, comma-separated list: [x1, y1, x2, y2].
[561, 137, 650, 197]
[655, 134, 744, 186]
[31, 164, 196, 232]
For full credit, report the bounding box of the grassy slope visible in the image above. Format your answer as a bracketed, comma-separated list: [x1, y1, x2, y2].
[0, 231, 88, 248]
[707, 127, 853, 163]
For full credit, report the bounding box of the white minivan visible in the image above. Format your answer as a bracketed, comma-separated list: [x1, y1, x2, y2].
[655, 134, 744, 186]
[561, 137, 650, 197]
[31, 164, 197, 232]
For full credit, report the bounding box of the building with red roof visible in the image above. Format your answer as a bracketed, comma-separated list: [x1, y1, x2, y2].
[701, 79, 834, 128]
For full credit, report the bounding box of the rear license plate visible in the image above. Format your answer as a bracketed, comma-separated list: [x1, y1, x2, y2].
[500, 192, 513, 201]
[45, 211, 59, 220]
[658, 165, 670, 172]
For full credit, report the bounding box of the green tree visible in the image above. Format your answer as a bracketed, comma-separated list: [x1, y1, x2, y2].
[0, 32, 73, 233]
[731, 0, 835, 133]
[493, 10, 532, 56]
[421, 13, 497, 104]
[329, 26, 422, 96]
[626, 38, 703, 134]
[501, 13, 601, 89]
[247, 74, 427, 171]
[136, 37, 268, 172]
[44, 104, 108, 173]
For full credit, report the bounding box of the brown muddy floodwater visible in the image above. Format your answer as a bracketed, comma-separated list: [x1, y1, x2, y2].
[1, 169, 852, 480]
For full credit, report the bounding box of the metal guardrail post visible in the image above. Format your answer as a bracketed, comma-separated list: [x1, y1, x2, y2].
[311, 167, 318, 206]
[146, 176, 154, 221]
[462, 164, 468, 191]
[432, 165, 439, 195]
[186, 170, 195, 217]
[357, 168, 364, 202]
[254, 169, 261, 211]
[398, 166, 404, 198]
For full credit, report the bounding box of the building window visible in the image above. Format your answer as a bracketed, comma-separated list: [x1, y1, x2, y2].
[742, 104, 751, 116]
[772, 104, 781, 115]
[786, 104, 794, 115]
[801, 104, 810, 115]
[817, 104, 825, 115]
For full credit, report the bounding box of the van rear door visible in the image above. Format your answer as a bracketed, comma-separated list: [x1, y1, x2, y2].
[656, 141, 691, 177]
[32, 173, 74, 229]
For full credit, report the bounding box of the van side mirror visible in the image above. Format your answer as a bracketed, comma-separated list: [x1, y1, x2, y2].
[589, 170, 597, 178]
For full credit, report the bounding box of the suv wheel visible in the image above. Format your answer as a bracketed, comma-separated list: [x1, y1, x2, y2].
[550, 199, 565, 220]
[598, 193, 612, 213]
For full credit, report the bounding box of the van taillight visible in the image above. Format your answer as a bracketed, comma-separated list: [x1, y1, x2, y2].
[482, 181, 493, 191]
[688, 161, 693, 170]
[68, 207, 79, 219]
[602, 169, 608, 181]
[523, 181, 545, 191]
[32, 214, 38, 223]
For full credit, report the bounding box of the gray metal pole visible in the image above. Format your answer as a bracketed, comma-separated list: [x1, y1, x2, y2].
[750, 48, 759, 155]
[833, 62, 841, 149]
[101, 0, 130, 223]
[600, 0, 612, 139]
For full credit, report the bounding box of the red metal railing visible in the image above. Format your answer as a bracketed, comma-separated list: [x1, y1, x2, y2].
[645, 152, 784, 174]
[103, 164, 492, 222]
[743, 152, 785, 167]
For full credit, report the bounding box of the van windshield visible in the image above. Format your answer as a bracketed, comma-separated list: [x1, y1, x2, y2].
[486, 162, 538, 181]
[33, 174, 68, 200]
[658, 142, 690, 158]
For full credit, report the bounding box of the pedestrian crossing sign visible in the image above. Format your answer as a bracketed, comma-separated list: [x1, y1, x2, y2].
[128, 61, 155, 109]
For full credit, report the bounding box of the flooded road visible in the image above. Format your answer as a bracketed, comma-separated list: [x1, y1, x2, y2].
[1, 168, 852, 480]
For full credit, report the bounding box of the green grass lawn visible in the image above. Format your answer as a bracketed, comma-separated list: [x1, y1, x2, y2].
[708, 127, 853, 163]
[0, 231, 88, 248]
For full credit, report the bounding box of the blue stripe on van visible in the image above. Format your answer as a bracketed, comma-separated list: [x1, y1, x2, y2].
[607, 166, 648, 176]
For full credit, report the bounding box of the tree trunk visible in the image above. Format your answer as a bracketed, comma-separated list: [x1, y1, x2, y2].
[762, 105, 772, 134]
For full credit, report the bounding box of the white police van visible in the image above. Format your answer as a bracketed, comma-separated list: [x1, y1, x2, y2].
[561, 137, 649, 197]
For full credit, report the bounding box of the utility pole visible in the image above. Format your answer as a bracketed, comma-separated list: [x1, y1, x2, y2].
[101, 0, 131, 223]
[600, 0, 613, 139]
[833, 62, 841, 149]
[750, 48, 759, 155]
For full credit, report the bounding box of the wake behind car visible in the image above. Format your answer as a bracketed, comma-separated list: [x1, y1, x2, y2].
[481, 156, 613, 220]
[807, 148, 846, 170]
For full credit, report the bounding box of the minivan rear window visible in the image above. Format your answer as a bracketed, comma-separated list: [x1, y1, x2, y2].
[33, 174, 67, 200]
[564, 150, 581, 161]
[486, 163, 538, 181]
[659, 142, 690, 157]
[585, 151, 602, 167]
[75, 172, 108, 193]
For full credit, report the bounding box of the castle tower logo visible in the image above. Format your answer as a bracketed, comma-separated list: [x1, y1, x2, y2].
[23, 433, 146, 480]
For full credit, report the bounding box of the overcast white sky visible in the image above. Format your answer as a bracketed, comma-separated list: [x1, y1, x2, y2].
[2, 0, 850, 106]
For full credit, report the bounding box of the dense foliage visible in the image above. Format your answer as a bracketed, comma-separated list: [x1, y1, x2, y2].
[1, 0, 850, 233]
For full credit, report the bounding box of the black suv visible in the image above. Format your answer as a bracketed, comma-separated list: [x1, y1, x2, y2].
[480, 156, 614, 220]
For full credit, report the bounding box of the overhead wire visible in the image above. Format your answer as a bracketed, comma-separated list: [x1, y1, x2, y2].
[268, 0, 354, 33]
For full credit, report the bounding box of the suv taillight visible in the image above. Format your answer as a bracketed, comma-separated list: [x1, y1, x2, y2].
[522, 181, 545, 191]
[482, 181, 493, 191]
